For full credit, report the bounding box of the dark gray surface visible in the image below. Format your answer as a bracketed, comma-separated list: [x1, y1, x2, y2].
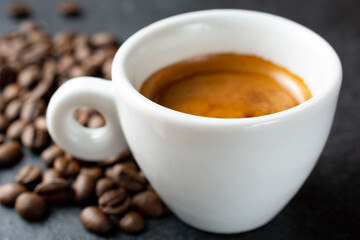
[0, 0, 359, 239]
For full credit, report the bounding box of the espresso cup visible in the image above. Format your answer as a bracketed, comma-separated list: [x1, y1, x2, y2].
[47, 9, 342, 233]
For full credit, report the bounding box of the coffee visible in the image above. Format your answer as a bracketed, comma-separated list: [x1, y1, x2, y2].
[140, 53, 312, 118]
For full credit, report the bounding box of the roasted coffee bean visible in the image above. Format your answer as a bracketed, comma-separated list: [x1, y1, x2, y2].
[0, 65, 17, 88]
[99, 148, 133, 167]
[68, 65, 87, 78]
[5, 98, 22, 121]
[58, 1, 81, 16]
[132, 190, 164, 218]
[54, 156, 79, 178]
[74, 45, 92, 62]
[72, 174, 96, 203]
[80, 206, 114, 235]
[27, 30, 50, 44]
[0, 134, 4, 144]
[118, 211, 146, 234]
[19, 20, 38, 33]
[105, 163, 145, 192]
[42, 169, 61, 182]
[34, 115, 47, 131]
[21, 124, 48, 149]
[96, 178, 118, 198]
[91, 33, 117, 48]
[15, 165, 42, 187]
[25, 79, 55, 103]
[2, 83, 23, 102]
[0, 183, 26, 207]
[52, 31, 75, 57]
[0, 114, 10, 132]
[34, 178, 73, 204]
[57, 54, 77, 73]
[87, 113, 105, 128]
[73, 34, 90, 48]
[15, 192, 47, 220]
[41, 145, 64, 166]
[80, 167, 103, 180]
[21, 43, 50, 65]
[74, 107, 91, 125]
[6, 119, 28, 140]
[17, 65, 41, 88]
[98, 188, 130, 215]
[20, 99, 46, 122]
[0, 141, 22, 167]
[7, 3, 30, 18]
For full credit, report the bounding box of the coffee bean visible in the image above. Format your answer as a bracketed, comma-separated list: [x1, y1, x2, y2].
[15, 192, 47, 220]
[80, 167, 103, 180]
[118, 211, 146, 234]
[87, 113, 105, 128]
[17, 65, 40, 88]
[69, 64, 98, 80]
[34, 178, 73, 205]
[34, 115, 47, 131]
[74, 45, 93, 62]
[52, 31, 75, 57]
[91, 33, 117, 48]
[24, 60, 56, 102]
[74, 107, 91, 125]
[27, 30, 50, 44]
[96, 178, 118, 198]
[80, 206, 114, 235]
[0, 183, 26, 207]
[26, 29, 51, 45]
[98, 188, 130, 215]
[0, 114, 10, 132]
[2, 83, 23, 102]
[7, 3, 30, 18]
[0, 141, 22, 167]
[21, 124, 48, 149]
[15, 165, 42, 187]
[73, 34, 90, 48]
[54, 156, 79, 178]
[25, 80, 54, 103]
[0, 65, 17, 88]
[57, 54, 77, 73]
[99, 148, 133, 167]
[41, 145, 64, 166]
[6, 119, 28, 140]
[132, 190, 164, 218]
[5, 98, 22, 121]
[105, 163, 145, 192]
[21, 43, 50, 66]
[58, 1, 81, 16]
[19, 20, 38, 33]
[42, 169, 61, 182]
[20, 99, 46, 122]
[72, 174, 96, 204]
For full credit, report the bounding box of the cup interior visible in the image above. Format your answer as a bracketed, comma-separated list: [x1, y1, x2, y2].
[115, 9, 341, 116]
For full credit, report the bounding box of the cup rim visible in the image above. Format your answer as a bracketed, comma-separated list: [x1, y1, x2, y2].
[112, 9, 342, 127]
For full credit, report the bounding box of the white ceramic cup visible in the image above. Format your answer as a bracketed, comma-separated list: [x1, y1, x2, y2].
[47, 9, 342, 233]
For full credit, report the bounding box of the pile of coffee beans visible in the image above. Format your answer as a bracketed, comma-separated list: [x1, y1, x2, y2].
[0, 21, 165, 235]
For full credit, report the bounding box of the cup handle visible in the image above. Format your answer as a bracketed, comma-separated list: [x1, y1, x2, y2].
[46, 77, 127, 161]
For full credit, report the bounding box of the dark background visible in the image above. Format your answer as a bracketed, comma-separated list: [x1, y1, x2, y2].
[0, 0, 359, 239]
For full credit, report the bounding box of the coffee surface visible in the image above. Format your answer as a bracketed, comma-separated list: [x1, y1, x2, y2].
[140, 54, 312, 118]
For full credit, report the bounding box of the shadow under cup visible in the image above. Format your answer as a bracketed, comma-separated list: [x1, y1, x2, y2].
[113, 10, 342, 233]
